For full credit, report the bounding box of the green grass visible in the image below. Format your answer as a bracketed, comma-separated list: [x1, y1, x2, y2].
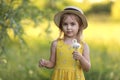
[0, 38, 120, 80]
[85, 40, 120, 80]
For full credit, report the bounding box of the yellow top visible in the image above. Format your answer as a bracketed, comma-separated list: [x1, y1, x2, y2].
[51, 39, 85, 80]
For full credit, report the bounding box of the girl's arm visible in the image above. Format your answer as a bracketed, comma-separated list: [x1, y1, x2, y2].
[73, 42, 91, 72]
[39, 40, 57, 68]
[79, 42, 91, 71]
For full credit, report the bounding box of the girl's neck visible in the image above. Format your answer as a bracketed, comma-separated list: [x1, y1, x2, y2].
[63, 36, 77, 45]
[63, 36, 81, 43]
[64, 36, 76, 41]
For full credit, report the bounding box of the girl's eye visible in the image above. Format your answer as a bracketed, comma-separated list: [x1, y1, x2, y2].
[71, 22, 75, 26]
[62, 23, 67, 26]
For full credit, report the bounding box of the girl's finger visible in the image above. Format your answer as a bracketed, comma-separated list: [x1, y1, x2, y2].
[39, 59, 45, 67]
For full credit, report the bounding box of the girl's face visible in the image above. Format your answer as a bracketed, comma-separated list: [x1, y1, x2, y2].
[61, 14, 80, 38]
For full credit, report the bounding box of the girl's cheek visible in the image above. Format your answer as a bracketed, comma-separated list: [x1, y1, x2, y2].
[63, 25, 66, 27]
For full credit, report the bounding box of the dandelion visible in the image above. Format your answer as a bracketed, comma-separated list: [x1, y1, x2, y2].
[29, 70, 33, 75]
[72, 39, 81, 50]
[2, 59, 7, 64]
[110, 72, 114, 79]
[0, 59, 7, 64]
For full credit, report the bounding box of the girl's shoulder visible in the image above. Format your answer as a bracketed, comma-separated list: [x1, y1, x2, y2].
[51, 39, 63, 47]
[51, 40, 58, 48]
[81, 41, 89, 51]
[80, 41, 89, 49]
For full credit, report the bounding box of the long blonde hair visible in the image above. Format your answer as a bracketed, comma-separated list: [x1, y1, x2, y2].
[57, 13, 84, 43]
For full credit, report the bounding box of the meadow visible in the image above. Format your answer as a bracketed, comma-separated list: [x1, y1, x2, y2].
[0, 14, 120, 80]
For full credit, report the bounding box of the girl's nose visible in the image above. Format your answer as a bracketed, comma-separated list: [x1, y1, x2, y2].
[67, 25, 71, 29]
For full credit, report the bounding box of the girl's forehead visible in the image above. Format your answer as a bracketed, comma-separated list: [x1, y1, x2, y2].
[63, 15, 77, 21]
[63, 14, 76, 18]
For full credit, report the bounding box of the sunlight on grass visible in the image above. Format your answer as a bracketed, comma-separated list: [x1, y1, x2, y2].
[8, 18, 120, 45]
[84, 21, 120, 44]
[24, 20, 120, 46]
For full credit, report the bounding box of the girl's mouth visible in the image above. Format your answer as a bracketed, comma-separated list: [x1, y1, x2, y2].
[67, 30, 72, 33]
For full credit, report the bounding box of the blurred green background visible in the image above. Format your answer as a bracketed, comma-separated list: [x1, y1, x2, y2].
[0, 0, 120, 80]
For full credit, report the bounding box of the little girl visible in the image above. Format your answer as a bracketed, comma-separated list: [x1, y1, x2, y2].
[39, 6, 91, 80]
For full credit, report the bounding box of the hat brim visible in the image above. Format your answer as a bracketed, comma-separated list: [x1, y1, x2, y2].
[54, 10, 88, 29]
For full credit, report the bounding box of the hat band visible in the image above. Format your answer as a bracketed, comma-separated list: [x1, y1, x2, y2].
[64, 8, 79, 12]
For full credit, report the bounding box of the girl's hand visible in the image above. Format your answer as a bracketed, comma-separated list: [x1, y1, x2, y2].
[72, 51, 82, 60]
[39, 59, 48, 67]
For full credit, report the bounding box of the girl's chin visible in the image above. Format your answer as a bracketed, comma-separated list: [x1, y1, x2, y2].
[66, 35, 75, 38]
[65, 33, 75, 37]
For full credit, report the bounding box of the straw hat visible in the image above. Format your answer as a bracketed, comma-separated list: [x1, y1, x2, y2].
[54, 6, 88, 29]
